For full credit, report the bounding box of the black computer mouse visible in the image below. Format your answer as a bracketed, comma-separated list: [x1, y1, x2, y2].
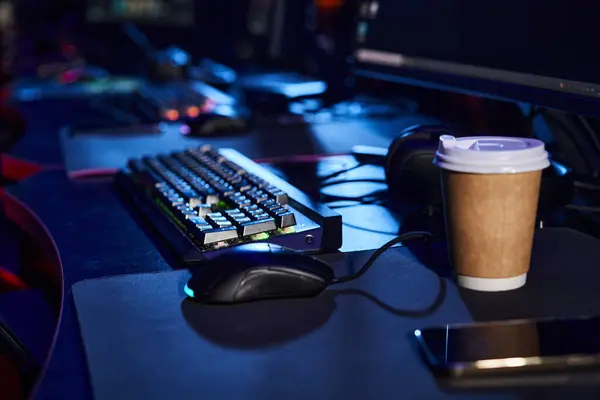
[185, 243, 334, 304]
[185, 112, 250, 137]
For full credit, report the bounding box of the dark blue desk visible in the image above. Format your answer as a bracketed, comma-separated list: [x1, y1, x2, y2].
[6, 99, 600, 399]
[8, 171, 600, 400]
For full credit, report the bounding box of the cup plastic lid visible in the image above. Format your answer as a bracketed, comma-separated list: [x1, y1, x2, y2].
[434, 135, 550, 174]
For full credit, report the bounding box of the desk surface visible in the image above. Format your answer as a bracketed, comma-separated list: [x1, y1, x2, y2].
[5, 97, 600, 399]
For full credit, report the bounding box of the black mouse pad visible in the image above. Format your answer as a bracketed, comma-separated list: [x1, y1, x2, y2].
[73, 231, 600, 400]
[73, 248, 486, 400]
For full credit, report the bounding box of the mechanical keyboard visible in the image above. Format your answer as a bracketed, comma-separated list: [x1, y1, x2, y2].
[116, 146, 342, 265]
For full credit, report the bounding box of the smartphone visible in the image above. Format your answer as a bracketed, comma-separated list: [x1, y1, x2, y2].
[415, 315, 600, 378]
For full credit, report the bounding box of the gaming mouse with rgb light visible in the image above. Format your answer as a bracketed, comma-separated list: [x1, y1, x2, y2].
[185, 243, 334, 304]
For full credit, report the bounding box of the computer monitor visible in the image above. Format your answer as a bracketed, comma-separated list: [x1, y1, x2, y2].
[86, 0, 194, 26]
[353, 1, 600, 117]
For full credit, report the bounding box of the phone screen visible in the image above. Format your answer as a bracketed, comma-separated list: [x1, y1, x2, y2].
[416, 316, 600, 367]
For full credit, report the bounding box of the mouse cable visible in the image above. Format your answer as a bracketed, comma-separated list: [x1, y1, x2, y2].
[330, 231, 432, 284]
[319, 162, 366, 183]
[320, 178, 387, 189]
[318, 156, 383, 183]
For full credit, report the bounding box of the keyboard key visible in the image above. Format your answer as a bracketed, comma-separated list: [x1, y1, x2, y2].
[163, 192, 185, 206]
[228, 212, 248, 220]
[265, 186, 289, 204]
[223, 207, 278, 236]
[176, 153, 232, 194]
[222, 160, 246, 175]
[200, 147, 222, 160]
[207, 215, 228, 224]
[241, 204, 260, 213]
[234, 216, 252, 224]
[177, 204, 197, 217]
[264, 203, 281, 212]
[261, 202, 297, 228]
[253, 212, 271, 220]
[275, 211, 296, 228]
[187, 211, 239, 244]
[215, 221, 233, 228]
[225, 192, 252, 207]
[235, 219, 276, 236]
[186, 216, 210, 228]
[248, 209, 264, 217]
[170, 206, 200, 232]
[247, 173, 268, 188]
[195, 204, 212, 217]
[235, 180, 253, 192]
[262, 198, 276, 207]
[144, 157, 200, 202]
[247, 189, 269, 203]
[185, 216, 213, 232]
[161, 155, 222, 205]
[199, 227, 239, 245]
[188, 198, 203, 208]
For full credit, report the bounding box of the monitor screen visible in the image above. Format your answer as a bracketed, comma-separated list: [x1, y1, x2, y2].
[353, 1, 600, 114]
[87, 0, 194, 26]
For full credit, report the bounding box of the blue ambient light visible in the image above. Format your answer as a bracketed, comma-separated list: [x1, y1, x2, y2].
[183, 283, 195, 298]
[551, 160, 570, 176]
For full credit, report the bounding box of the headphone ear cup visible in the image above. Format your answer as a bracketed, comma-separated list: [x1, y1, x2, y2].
[385, 128, 437, 182]
[384, 134, 409, 183]
[385, 126, 449, 204]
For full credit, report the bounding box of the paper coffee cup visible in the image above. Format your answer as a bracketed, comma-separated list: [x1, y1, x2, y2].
[435, 135, 550, 292]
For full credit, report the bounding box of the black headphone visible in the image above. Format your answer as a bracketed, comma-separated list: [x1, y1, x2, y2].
[384, 124, 451, 205]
